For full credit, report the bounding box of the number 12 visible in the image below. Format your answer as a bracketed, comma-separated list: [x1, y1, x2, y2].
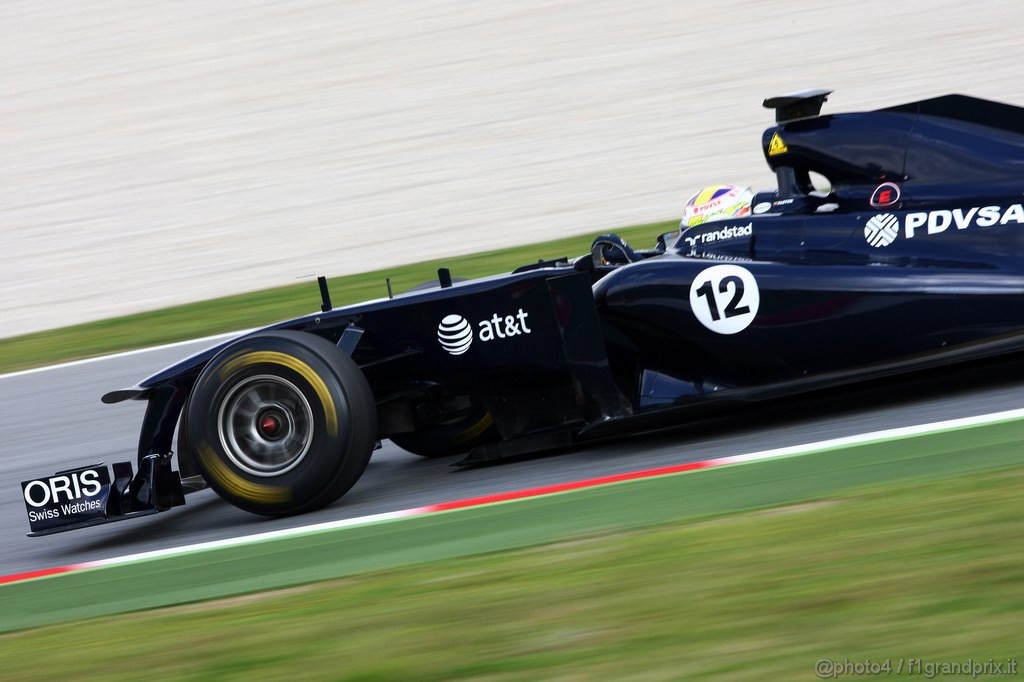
[695, 275, 750, 321]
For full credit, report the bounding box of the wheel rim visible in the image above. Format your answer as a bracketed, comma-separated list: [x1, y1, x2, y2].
[217, 374, 315, 477]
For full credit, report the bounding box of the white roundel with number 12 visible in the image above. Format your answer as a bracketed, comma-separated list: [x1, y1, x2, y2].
[689, 264, 760, 334]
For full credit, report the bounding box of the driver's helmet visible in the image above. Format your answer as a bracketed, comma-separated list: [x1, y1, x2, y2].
[682, 184, 754, 228]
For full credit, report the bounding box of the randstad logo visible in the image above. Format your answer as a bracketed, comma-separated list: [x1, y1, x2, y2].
[437, 309, 532, 356]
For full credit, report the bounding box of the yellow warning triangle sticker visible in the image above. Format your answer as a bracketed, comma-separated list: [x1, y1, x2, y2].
[768, 131, 788, 156]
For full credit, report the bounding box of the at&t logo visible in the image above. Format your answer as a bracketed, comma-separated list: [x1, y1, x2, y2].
[437, 309, 532, 356]
[437, 315, 474, 355]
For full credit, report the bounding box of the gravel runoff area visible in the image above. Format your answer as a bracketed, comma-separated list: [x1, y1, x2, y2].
[3, 0, 1022, 338]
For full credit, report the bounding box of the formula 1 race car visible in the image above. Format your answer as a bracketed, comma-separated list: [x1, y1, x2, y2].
[23, 89, 1024, 535]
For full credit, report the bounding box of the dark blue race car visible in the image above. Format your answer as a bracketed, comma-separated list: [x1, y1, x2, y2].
[23, 90, 1024, 535]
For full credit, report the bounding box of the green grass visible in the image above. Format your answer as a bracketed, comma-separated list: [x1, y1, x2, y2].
[0, 221, 675, 374]
[0, 463, 1020, 680]
[2, 416, 1022, 638]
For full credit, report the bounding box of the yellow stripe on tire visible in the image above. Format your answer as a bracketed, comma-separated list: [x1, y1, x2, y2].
[453, 412, 493, 445]
[218, 350, 338, 437]
[198, 441, 291, 504]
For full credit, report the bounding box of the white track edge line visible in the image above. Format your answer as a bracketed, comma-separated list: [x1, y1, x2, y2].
[80, 509, 421, 569]
[708, 405, 1024, 466]
[58, 405, 1024, 574]
[0, 329, 256, 381]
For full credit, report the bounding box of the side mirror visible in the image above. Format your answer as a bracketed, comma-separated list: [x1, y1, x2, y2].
[657, 231, 681, 251]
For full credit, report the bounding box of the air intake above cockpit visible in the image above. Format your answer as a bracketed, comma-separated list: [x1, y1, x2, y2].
[763, 88, 833, 123]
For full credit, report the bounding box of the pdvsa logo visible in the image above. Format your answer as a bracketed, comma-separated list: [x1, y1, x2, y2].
[437, 309, 532, 356]
[864, 204, 1024, 248]
[864, 213, 899, 248]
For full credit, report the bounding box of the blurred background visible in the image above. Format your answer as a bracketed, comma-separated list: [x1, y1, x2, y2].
[2, 0, 1022, 338]
[2, 5, 1023, 674]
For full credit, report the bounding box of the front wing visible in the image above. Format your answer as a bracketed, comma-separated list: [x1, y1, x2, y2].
[20, 454, 185, 536]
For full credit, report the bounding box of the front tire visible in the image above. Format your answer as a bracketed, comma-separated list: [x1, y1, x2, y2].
[186, 330, 376, 516]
